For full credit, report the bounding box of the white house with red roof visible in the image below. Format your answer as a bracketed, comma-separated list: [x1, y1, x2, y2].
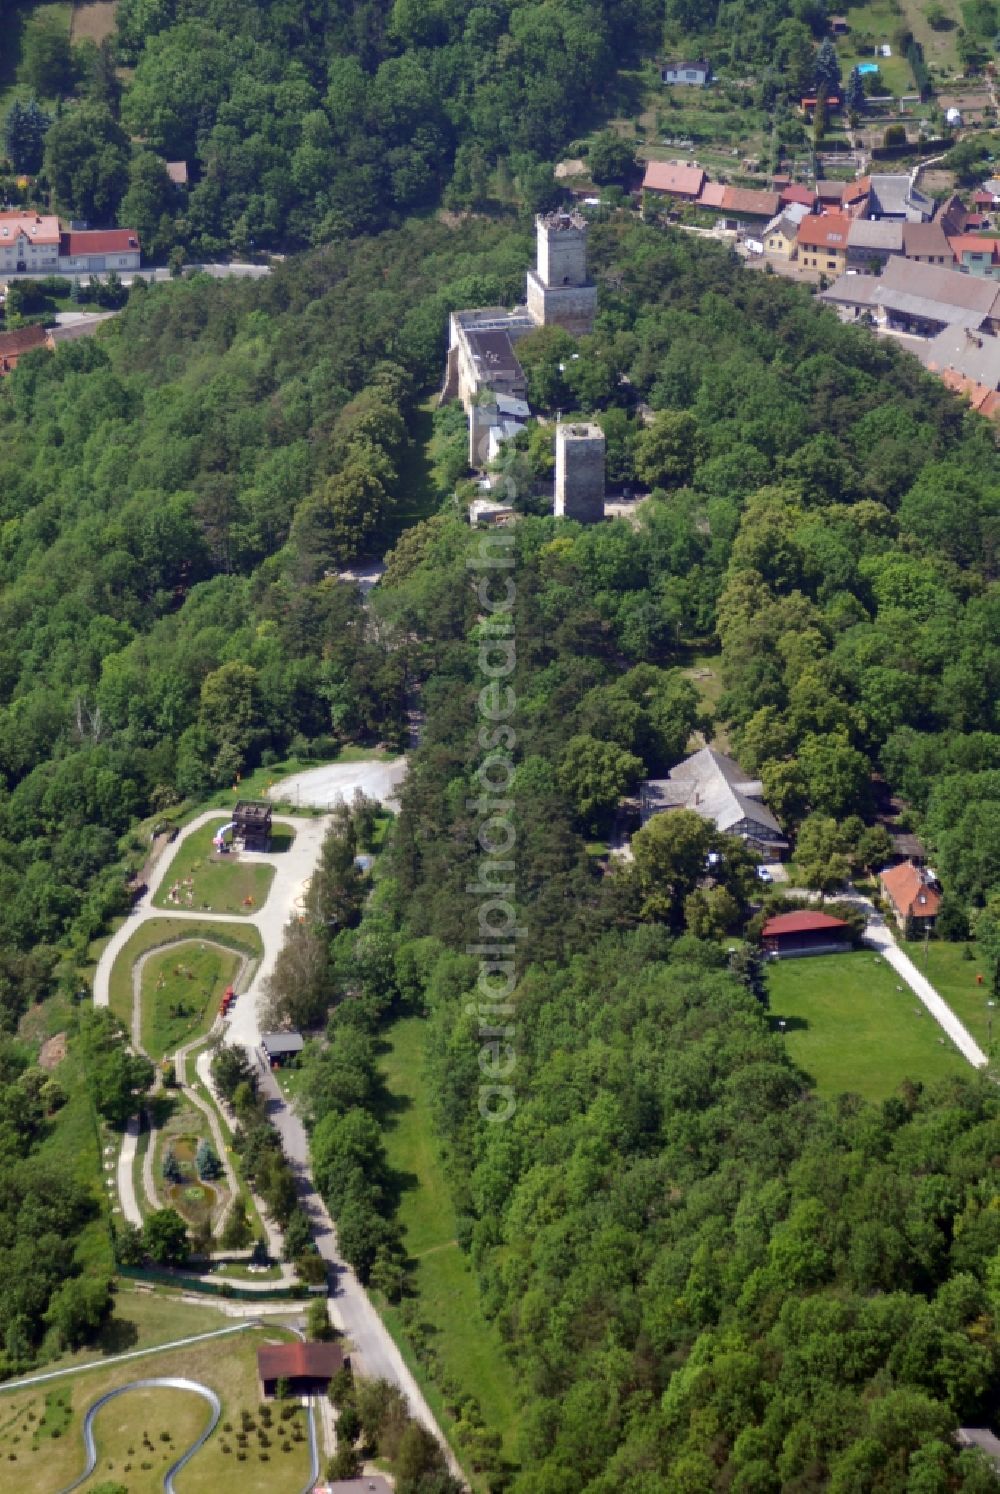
[58, 227, 141, 273]
[0, 213, 140, 275]
[0, 212, 61, 274]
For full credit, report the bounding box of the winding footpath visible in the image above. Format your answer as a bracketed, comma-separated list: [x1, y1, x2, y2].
[92, 764, 462, 1473]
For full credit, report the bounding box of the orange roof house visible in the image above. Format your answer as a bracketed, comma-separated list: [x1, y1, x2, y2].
[720, 185, 781, 220]
[641, 162, 706, 200]
[939, 369, 1000, 418]
[0, 210, 60, 247]
[880, 861, 942, 930]
[796, 211, 850, 271]
[699, 180, 727, 209]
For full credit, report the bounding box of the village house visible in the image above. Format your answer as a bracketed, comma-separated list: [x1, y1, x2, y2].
[919, 320, 1000, 419]
[846, 217, 903, 270]
[796, 212, 850, 273]
[718, 185, 780, 231]
[779, 182, 818, 213]
[880, 860, 941, 932]
[640, 746, 787, 857]
[0, 322, 54, 375]
[661, 60, 710, 86]
[0, 211, 59, 274]
[816, 181, 846, 209]
[0, 212, 141, 274]
[764, 203, 810, 257]
[949, 235, 1000, 278]
[901, 220, 954, 266]
[58, 228, 141, 274]
[866, 173, 934, 222]
[641, 161, 706, 204]
[762, 910, 853, 960]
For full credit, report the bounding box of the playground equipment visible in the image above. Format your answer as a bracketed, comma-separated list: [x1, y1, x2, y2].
[219, 984, 236, 1017]
[213, 822, 236, 853]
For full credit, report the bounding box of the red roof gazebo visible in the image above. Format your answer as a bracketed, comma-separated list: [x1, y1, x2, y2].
[762, 910, 852, 959]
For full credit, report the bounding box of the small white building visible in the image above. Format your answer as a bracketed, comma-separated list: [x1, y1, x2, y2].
[661, 60, 710, 86]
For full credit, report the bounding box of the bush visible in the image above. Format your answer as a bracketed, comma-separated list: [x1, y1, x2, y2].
[884, 123, 907, 147]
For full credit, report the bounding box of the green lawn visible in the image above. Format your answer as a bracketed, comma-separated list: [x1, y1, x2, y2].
[837, 0, 919, 93]
[108, 919, 262, 1035]
[140, 943, 243, 1060]
[904, 939, 996, 1054]
[153, 819, 281, 916]
[377, 1015, 522, 1465]
[767, 950, 971, 1101]
[0, 1323, 310, 1494]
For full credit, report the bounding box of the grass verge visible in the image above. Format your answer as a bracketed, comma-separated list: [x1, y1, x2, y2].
[377, 1015, 521, 1462]
[903, 938, 995, 1053]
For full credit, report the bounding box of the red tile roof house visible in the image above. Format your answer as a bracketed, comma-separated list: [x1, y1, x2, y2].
[59, 228, 141, 273]
[761, 910, 853, 959]
[880, 861, 942, 933]
[641, 161, 707, 204]
[780, 182, 818, 212]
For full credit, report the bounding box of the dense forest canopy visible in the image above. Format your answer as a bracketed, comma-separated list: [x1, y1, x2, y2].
[0, 180, 999, 1487]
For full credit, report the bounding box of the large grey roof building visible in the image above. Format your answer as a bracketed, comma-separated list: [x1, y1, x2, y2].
[640, 747, 787, 854]
[821, 255, 1000, 334]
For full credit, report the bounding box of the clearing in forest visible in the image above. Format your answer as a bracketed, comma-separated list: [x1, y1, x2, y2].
[767, 949, 970, 1101]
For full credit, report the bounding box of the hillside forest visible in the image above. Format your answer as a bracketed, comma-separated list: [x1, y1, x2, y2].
[0, 201, 998, 1494]
[0, 0, 902, 260]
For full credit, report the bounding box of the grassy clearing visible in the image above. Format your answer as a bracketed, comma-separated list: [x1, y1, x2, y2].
[140, 943, 242, 1060]
[837, 0, 918, 92]
[377, 1015, 521, 1460]
[108, 919, 262, 1034]
[153, 820, 280, 917]
[767, 950, 970, 1100]
[903, 938, 995, 1052]
[70, 0, 118, 44]
[0, 1324, 309, 1494]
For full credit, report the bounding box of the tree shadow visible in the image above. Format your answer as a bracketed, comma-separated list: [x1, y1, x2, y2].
[147, 1091, 178, 1127]
[95, 1314, 140, 1355]
[769, 1014, 809, 1034]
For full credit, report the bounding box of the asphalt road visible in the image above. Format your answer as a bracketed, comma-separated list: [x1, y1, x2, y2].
[257, 1066, 463, 1474]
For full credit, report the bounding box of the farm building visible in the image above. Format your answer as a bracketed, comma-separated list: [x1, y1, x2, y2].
[258, 1341, 345, 1398]
[762, 910, 853, 959]
[261, 1031, 304, 1066]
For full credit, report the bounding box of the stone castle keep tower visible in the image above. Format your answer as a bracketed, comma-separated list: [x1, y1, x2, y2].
[526, 211, 597, 336]
[554, 422, 605, 523]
